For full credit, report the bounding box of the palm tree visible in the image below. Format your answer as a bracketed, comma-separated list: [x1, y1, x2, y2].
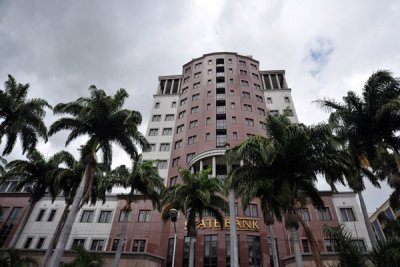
[47, 86, 148, 267]
[162, 167, 228, 267]
[0, 75, 51, 156]
[111, 155, 164, 267]
[60, 246, 104, 267]
[1, 149, 73, 248]
[316, 70, 400, 248]
[227, 115, 351, 267]
[370, 238, 400, 267]
[0, 248, 38, 267]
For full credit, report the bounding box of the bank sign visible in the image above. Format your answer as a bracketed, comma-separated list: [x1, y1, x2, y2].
[186, 217, 260, 232]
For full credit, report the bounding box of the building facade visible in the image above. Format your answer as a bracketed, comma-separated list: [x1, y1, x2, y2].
[0, 52, 372, 266]
[370, 198, 400, 242]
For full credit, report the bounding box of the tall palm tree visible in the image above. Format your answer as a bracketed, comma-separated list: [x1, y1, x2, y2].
[47, 86, 148, 267]
[60, 245, 104, 267]
[111, 155, 164, 267]
[162, 168, 228, 267]
[227, 115, 351, 267]
[0, 75, 51, 156]
[1, 149, 73, 248]
[316, 70, 400, 248]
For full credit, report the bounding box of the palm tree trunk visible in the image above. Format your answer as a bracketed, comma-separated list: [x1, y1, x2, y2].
[268, 225, 279, 267]
[297, 214, 322, 267]
[41, 204, 69, 267]
[357, 191, 378, 248]
[111, 208, 129, 267]
[47, 165, 89, 267]
[8, 200, 36, 248]
[289, 227, 304, 267]
[189, 236, 196, 267]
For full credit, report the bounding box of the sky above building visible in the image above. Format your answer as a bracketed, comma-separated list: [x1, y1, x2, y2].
[1, 0, 399, 213]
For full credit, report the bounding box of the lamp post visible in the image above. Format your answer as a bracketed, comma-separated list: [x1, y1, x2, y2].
[169, 208, 178, 267]
[225, 143, 239, 267]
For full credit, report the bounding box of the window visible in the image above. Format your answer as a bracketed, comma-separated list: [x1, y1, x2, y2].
[260, 122, 266, 130]
[251, 63, 257, 70]
[36, 237, 45, 249]
[230, 90, 234, 96]
[233, 132, 238, 140]
[178, 111, 186, 119]
[230, 79, 234, 85]
[340, 208, 356, 221]
[284, 109, 294, 116]
[241, 80, 249, 86]
[171, 101, 177, 108]
[232, 116, 237, 124]
[267, 97, 272, 104]
[247, 236, 262, 267]
[284, 96, 290, 103]
[206, 117, 211, 125]
[299, 208, 311, 221]
[204, 235, 218, 267]
[172, 157, 180, 167]
[152, 115, 161, 122]
[48, 209, 57, 222]
[176, 124, 184, 133]
[255, 95, 263, 102]
[36, 209, 46, 221]
[317, 207, 332, 221]
[324, 239, 335, 252]
[207, 90, 212, 97]
[269, 110, 279, 116]
[245, 118, 254, 126]
[195, 62, 202, 69]
[186, 153, 195, 163]
[231, 102, 236, 110]
[252, 73, 259, 80]
[170, 176, 178, 187]
[208, 60, 212, 65]
[182, 86, 188, 94]
[138, 210, 151, 222]
[165, 114, 174, 121]
[189, 120, 198, 129]
[302, 239, 310, 253]
[175, 140, 183, 149]
[207, 103, 211, 110]
[24, 237, 33, 249]
[90, 239, 105, 251]
[167, 238, 174, 267]
[216, 134, 227, 147]
[192, 93, 200, 101]
[185, 67, 191, 73]
[243, 104, 252, 111]
[228, 59, 233, 64]
[240, 69, 247, 75]
[206, 133, 211, 141]
[162, 128, 172, 135]
[183, 77, 189, 84]
[149, 128, 158, 136]
[111, 239, 121, 251]
[160, 143, 170, 152]
[0, 207, 9, 222]
[147, 144, 156, 152]
[157, 160, 168, 169]
[208, 69, 212, 75]
[193, 82, 201, 89]
[72, 239, 86, 248]
[80, 210, 94, 223]
[155, 102, 160, 108]
[254, 84, 261, 90]
[132, 240, 146, 252]
[238, 60, 246, 66]
[194, 72, 201, 78]
[229, 68, 233, 73]
[242, 91, 250, 98]
[244, 204, 258, 217]
[351, 240, 367, 252]
[188, 136, 197, 144]
[191, 106, 199, 114]
[258, 108, 265, 116]
[118, 210, 132, 222]
[180, 98, 187, 106]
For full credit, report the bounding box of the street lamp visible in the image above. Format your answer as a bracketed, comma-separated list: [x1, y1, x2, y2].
[169, 208, 178, 267]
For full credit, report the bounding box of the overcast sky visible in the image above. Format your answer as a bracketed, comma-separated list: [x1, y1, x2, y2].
[1, 0, 399, 213]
